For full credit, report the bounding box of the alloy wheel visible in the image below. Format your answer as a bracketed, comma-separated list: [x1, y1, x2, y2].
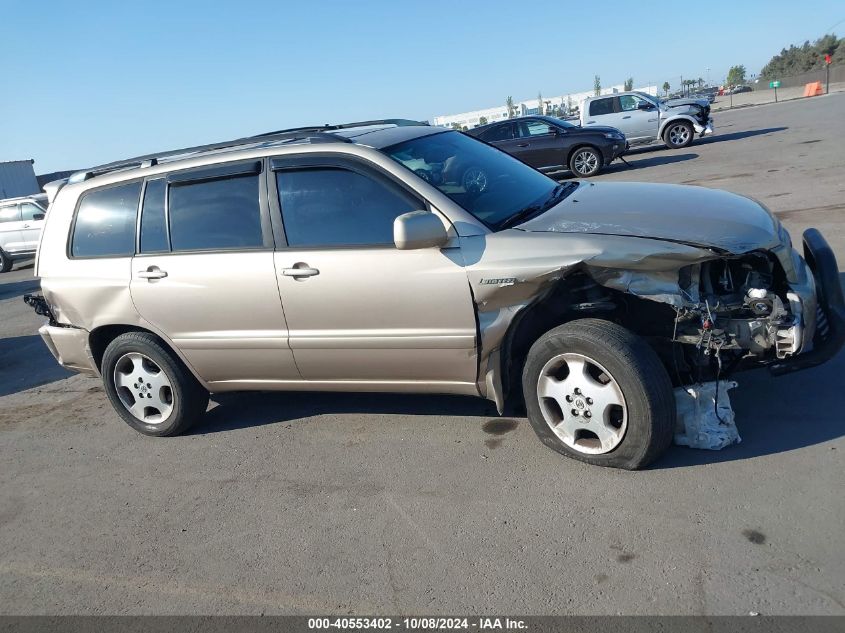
[573, 150, 599, 175]
[113, 352, 175, 424]
[536, 352, 627, 454]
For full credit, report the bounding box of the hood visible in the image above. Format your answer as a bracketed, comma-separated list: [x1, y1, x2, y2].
[665, 97, 709, 109]
[516, 181, 781, 254]
[570, 125, 622, 136]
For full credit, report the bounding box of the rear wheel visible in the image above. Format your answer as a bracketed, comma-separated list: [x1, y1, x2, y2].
[663, 121, 694, 148]
[522, 319, 675, 469]
[569, 146, 603, 177]
[101, 332, 209, 436]
[0, 249, 12, 273]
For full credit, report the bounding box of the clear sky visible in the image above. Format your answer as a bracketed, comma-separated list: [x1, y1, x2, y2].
[2, 0, 842, 174]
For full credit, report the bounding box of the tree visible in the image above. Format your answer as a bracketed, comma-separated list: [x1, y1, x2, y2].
[662, 81, 670, 95]
[450, 122, 462, 131]
[566, 95, 573, 115]
[697, 77, 704, 89]
[624, 77, 634, 91]
[760, 33, 844, 79]
[593, 75, 601, 96]
[506, 96, 516, 118]
[726, 65, 747, 86]
[537, 91, 544, 115]
[478, 116, 488, 126]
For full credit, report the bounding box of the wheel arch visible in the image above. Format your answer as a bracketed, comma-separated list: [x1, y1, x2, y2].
[658, 115, 696, 139]
[566, 142, 602, 166]
[496, 271, 678, 410]
[88, 324, 207, 387]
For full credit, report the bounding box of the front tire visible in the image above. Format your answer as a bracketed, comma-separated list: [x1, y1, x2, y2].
[522, 319, 675, 470]
[101, 332, 209, 436]
[569, 146, 603, 177]
[0, 249, 12, 273]
[663, 121, 694, 149]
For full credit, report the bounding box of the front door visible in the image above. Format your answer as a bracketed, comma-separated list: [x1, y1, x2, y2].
[129, 165, 299, 387]
[617, 94, 659, 141]
[270, 156, 478, 386]
[0, 204, 25, 254]
[18, 202, 46, 251]
[510, 119, 568, 171]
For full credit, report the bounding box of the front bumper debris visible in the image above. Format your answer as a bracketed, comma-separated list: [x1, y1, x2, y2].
[694, 118, 714, 136]
[771, 229, 845, 375]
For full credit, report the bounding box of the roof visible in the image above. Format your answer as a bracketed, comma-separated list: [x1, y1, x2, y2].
[69, 119, 447, 186]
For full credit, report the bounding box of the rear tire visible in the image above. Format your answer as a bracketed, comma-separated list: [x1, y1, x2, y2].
[0, 249, 12, 273]
[522, 319, 675, 470]
[568, 146, 603, 177]
[101, 332, 209, 436]
[663, 121, 694, 149]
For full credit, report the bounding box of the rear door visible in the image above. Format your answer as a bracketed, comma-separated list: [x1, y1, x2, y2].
[0, 204, 25, 254]
[269, 155, 477, 385]
[478, 122, 517, 151]
[129, 161, 300, 387]
[584, 97, 622, 130]
[19, 202, 46, 251]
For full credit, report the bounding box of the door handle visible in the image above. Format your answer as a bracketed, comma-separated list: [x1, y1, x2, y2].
[282, 264, 320, 279]
[622, 115, 631, 119]
[137, 267, 168, 280]
[516, 143, 529, 147]
[23, 224, 30, 228]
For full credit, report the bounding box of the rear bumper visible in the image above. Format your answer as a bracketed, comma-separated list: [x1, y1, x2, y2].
[771, 229, 845, 375]
[38, 324, 99, 376]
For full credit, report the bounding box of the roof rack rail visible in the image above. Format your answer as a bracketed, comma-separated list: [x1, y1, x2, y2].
[254, 118, 429, 137]
[68, 128, 352, 184]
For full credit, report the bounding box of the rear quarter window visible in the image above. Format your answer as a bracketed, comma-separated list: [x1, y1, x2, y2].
[71, 181, 142, 258]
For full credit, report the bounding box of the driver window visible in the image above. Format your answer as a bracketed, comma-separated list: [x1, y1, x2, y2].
[620, 95, 646, 112]
[517, 120, 554, 138]
[276, 167, 422, 247]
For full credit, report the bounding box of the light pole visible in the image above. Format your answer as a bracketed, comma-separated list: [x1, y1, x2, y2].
[706, 68, 710, 86]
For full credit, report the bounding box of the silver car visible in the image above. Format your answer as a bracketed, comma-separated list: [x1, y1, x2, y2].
[27, 120, 843, 470]
[0, 193, 48, 272]
[581, 91, 714, 148]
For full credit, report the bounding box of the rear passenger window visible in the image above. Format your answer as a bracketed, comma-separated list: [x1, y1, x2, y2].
[0, 205, 20, 223]
[72, 181, 141, 258]
[168, 174, 263, 251]
[276, 167, 421, 247]
[480, 124, 513, 142]
[139, 178, 169, 253]
[589, 98, 614, 116]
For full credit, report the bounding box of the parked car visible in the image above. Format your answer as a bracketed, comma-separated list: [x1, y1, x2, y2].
[0, 193, 48, 272]
[581, 91, 713, 149]
[26, 120, 843, 470]
[467, 115, 627, 177]
[730, 85, 753, 94]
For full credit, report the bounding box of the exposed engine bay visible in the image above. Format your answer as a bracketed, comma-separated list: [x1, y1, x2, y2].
[590, 252, 813, 385]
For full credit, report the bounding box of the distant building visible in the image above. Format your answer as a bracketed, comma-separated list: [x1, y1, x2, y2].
[0, 159, 40, 199]
[434, 84, 658, 130]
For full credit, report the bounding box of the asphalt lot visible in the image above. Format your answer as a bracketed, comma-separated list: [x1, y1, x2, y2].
[1, 93, 843, 615]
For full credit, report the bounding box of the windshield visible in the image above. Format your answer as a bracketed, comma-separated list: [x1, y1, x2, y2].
[383, 131, 572, 230]
[549, 117, 577, 128]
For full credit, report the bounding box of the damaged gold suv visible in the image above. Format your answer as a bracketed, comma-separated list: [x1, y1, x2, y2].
[27, 120, 844, 469]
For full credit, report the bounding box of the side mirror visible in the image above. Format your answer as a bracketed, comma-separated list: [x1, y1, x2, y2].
[637, 102, 653, 110]
[394, 210, 448, 250]
[33, 212, 45, 221]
